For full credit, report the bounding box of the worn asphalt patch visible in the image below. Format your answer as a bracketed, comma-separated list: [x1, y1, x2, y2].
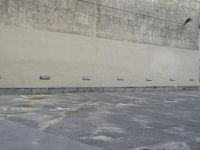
[0, 91, 200, 150]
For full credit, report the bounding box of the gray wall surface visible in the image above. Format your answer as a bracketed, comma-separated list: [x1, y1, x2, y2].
[0, 0, 200, 50]
[0, 0, 200, 89]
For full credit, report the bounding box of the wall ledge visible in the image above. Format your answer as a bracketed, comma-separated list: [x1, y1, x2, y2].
[0, 86, 199, 95]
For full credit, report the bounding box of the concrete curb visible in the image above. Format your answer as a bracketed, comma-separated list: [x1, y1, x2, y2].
[0, 86, 199, 95]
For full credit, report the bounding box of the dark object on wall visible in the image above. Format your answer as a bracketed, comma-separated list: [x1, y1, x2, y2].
[117, 76, 125, 81]
[82, 76, 92, 81]
[40, 76, 51, 80]
[189, 78, 195, 82]
[170, 78, 175, 81]
[184, 18, 192, 25]
[146, 78, 152, 82]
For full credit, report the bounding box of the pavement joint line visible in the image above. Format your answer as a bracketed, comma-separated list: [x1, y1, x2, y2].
[136, 92, 195, 98]
[135, 92, 171, 96]
[173, 98, 186, 101]
[20, 95, 49, 99]
[105, 93, 146, 100]
[106, 93, 164, 104]
[64, 93, 79, 97]
[39, 101, 91, 131]
[21, 95, 30, 99]
[168, 93, 200, 98]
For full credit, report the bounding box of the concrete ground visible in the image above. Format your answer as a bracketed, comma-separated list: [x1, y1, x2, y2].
[0, 91, 200, 150]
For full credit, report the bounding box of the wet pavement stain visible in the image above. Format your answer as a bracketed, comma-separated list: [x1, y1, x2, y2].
[0, 91, 200, 150]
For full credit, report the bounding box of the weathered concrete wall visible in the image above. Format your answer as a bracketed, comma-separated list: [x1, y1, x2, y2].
[0, 0, 200, 50]
[0, 0, 200, 88]
[0, 25, 199, 88]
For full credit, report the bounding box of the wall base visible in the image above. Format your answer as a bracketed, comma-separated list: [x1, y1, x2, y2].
[0, 86, 199, 95]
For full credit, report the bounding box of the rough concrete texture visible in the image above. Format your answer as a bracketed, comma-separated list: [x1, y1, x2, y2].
[0, 25, 199, 88]
[0, 0, 200, 50]
[1, 91, 200, 149]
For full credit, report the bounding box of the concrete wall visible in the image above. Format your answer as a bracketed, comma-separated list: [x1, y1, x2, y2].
[0, 0, 200, 88]
[0, 25, 199, 88]
[0, 0, 200, 49]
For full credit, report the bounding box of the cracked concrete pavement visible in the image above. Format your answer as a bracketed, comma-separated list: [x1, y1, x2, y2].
[0, 91, 200, 150]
